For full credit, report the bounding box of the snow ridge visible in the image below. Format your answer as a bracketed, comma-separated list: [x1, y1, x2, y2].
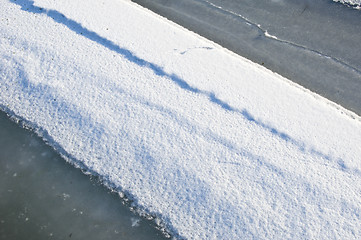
[8, 0, 359, 174]
[333, 0, 361, 9]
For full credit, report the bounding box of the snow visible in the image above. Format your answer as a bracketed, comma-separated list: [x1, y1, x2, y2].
[334, 0, 361, 8]
[1, 0, 361, 239]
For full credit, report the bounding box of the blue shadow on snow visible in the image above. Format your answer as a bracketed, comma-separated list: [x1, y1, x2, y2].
[10, 0, 355, 174]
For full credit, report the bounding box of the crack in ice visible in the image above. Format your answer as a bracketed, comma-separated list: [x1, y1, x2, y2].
[199, 0, 361, 76]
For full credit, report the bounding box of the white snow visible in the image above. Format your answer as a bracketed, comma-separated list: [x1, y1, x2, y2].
[1, 0, 361, 239]
[333, 0, 361, 8]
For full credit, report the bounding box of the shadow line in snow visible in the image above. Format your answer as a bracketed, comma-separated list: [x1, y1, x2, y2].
[11, 0, 358, 176]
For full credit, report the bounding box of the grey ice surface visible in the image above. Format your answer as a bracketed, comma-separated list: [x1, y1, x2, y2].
[0, 111, 169, 240]
[132, 0, 361, 116]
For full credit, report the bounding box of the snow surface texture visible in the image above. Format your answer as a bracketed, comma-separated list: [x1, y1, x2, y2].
[334, 0, 361, 8]
[1, 0, 361, 239]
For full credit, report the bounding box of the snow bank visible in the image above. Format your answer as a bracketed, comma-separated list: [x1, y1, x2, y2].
[334, 0, 361, 8]
[1, 0, 361, 239]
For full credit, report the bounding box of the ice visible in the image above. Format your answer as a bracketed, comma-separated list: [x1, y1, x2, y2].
[131, 217, 141, 227]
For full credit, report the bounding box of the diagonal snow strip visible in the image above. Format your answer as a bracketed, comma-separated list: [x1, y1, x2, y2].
[1, 0, 361, 239]
[9, 0, 337, 162]
[12, 0, 358, 175]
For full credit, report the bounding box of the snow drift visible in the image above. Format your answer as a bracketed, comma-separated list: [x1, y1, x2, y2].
[1, 0, 361, 239]
[334, 0, 361, 8]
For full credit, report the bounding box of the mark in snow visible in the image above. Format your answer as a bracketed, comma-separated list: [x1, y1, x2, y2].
[178, 46, 213, 55]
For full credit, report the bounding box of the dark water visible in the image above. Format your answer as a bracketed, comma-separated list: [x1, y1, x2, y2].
[0, 111, 169, 240]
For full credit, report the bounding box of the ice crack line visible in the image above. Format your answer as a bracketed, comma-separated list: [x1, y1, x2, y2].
[198, 0, 361, 76]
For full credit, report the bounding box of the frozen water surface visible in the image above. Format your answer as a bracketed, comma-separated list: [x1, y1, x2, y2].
[0, 111, 169, 240]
